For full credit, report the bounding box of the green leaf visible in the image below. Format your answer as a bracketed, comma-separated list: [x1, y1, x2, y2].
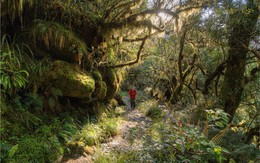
[13, 76, 23, 87]
[8, 144, 18, 158]
[19, 70, 29, 77]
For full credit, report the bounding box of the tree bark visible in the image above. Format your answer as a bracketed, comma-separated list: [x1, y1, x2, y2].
[219, 0, 259, 119]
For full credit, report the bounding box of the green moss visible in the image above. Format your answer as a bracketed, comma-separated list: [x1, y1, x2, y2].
[91, 69, 103, 81]
[10, 135, 63, 162]
[100, 68, 119, 100]
[47, 60, 95, 98]
[92, 81, 107, 100]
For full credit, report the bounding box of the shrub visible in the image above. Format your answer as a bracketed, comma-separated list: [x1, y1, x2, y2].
[146, 106, 162, 120]
[9, 135, 63, 162]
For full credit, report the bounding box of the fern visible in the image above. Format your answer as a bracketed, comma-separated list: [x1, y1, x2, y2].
[23, 93, 43, 111]
[0, 35, 29, 95]
[211, 124, 231, 144]
[58, 121, 78, 142]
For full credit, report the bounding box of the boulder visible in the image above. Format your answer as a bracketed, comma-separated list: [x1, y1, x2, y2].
[46, 60, 95, 98]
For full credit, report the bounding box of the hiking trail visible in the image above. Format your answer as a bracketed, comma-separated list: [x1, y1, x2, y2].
[65, 96, 153, 163]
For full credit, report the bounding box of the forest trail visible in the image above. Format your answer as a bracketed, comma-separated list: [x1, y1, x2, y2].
[95, 96, 152, 156]
[64, 96, 153, 163]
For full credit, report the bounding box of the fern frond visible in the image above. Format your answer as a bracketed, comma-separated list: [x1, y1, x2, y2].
[211, 124, 231, 144]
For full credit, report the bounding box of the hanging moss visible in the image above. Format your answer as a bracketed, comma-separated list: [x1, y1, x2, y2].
[29, 20, 88, 65]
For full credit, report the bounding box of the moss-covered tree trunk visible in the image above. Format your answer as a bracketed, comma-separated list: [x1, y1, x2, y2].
[220, 0, 259, 119]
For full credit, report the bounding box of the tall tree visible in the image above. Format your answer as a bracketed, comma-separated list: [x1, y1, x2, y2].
[219, 0, 259, 119]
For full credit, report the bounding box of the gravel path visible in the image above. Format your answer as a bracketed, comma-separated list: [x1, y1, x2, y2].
[95, 96, 152, 156]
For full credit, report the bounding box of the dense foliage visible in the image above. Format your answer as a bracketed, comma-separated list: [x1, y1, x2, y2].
[0, 0, 259, 162]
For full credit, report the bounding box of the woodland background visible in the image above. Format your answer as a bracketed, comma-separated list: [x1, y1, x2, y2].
[0, 0, 259, 162]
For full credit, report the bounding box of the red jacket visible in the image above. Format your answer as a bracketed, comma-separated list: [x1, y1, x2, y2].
[129, 89, 137, 99]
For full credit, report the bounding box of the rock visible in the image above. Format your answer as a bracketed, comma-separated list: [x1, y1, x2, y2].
[84, 146, 95, 155]
[115, 107, 125, 115]
[45, 60, 95, 98]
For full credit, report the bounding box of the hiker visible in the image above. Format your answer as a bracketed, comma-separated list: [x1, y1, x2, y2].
[128, 87, 137, 109]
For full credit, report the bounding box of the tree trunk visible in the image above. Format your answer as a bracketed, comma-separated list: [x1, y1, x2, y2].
[219, 0, 259, 119]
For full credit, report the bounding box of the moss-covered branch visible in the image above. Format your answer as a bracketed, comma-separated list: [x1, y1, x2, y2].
[110, 36, 148, 68]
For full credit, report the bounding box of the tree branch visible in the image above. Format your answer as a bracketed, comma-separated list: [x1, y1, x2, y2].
[178, 29, 188, 81]
[110, 36, 148, 68]
[184, 83, 197, 103]
[183, 54, 197, 80]
[123, 31, 161, 42]
[203, 61, 227, 95]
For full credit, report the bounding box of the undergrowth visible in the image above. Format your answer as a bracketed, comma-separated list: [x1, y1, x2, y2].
[0, 96, 121, 162]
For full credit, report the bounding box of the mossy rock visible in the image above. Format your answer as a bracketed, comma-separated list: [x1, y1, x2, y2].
[46, 60, 95, 98]
[92, 81, 107, 100]
[65, 141, 85, 156]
